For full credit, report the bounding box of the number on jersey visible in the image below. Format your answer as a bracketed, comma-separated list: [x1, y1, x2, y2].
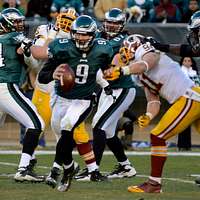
[0, 43, 5, 67]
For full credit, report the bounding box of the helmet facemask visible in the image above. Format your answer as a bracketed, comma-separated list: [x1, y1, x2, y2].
[0, 9, 25, 33]
[71, 15, 97, 51]
[56, 8, 78, 33]
[103, 20, 124, 38]
[103, 8, 126, 39]
[119, 46, 134, 65]
[71, 31, 95, 51]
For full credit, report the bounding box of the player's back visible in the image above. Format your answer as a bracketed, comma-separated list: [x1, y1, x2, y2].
[0, 32, 24, 83]
[135, 45, 194, 103]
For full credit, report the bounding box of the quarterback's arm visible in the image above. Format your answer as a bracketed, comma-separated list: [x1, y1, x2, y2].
[144, 87, 161, 120]
[38, 58, 58, 83]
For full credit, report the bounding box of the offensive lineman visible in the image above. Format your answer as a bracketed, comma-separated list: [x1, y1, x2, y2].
[0, 8, 45, 182]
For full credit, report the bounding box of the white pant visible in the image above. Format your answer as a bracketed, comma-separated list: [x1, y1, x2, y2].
[0, 83, 44, 130]
[92, 88, 136, 138]
[51, 94, 92, 137]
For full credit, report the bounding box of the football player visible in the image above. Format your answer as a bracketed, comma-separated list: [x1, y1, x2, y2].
[90, 8, 137, 180]
[104, 34, 200, 193]
[29, 15, 113, 191]
[0, 8, 45, 182]
[21, 9, 102, 185]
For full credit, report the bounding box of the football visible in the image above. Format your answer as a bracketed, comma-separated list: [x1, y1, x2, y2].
[59, 63, 75, 92]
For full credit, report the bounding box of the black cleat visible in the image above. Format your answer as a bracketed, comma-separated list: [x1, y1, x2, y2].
[45, 167, 61, 188]
[14, 166, 44, 183]
[57, 164, 77, 192]
[90, 169, 107, 182]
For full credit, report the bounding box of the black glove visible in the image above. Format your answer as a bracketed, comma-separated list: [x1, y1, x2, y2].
[144, 36, 160, 46]
[104, 85, 113, 95]
[21, 38, 33, 57]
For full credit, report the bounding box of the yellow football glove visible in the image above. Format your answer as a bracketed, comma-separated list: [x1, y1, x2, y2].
[104, 65, 121, 81]
[138, 113, 152, 128]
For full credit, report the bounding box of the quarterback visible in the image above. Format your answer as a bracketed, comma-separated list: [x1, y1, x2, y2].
[33, 15, 113, 191]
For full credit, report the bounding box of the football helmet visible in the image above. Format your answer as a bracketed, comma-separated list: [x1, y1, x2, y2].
[0, 8, 25, 33]
[187, 10, 200, 52]
[103, 8, 127, 38]
[56, 8, 79, 33]
[71, 15, 97, 51]
[123, 34, 145, 53]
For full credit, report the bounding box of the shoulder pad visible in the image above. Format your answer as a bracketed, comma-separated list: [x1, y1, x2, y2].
[13, 33, 26, 43]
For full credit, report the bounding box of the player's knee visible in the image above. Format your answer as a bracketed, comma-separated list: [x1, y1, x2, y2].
[151, 134, 166, 146]
[73, 125, 90, 143]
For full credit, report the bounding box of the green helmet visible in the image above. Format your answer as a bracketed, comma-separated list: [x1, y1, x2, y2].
[0, 8, 25, 33]
[103, 8, 127, 38]
[187, 11, 200, 52]
[71, 15, 97, 51]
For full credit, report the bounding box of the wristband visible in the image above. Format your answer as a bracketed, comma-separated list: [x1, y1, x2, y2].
[145, 112, 153, 120]
[147, 100, 161, 105]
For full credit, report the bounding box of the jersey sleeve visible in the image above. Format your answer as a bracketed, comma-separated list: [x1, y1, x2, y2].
[33, 25, 47, 46]
[135, 42, 155, 60]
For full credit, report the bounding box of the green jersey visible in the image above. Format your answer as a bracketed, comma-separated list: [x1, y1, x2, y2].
[97, 31, 134, 89]
[0, 32, 25, 83]
[48, 38, 113, 99]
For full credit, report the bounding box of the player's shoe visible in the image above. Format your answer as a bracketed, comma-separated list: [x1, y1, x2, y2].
[14, 166, 44, 182]
[107, 164, 136, 179]
[195, 176, 200, 185]
[57, 164, 76, 192]
[74, 168, 90, 181]
[74, 168, 107, 182]
[90, 169, 107, 182]
[45, 167, 61, 188]
[128, 179, 162, 193]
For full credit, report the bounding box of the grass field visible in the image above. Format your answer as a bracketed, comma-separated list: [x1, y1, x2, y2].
[0, 151, 200, 200]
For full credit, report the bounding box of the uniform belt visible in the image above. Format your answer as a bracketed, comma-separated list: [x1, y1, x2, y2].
[183, 88, 200, 102]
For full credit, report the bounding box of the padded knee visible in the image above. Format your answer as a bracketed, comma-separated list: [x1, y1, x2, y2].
[73, 122, 90, 143]
[151, 134, 166, 146]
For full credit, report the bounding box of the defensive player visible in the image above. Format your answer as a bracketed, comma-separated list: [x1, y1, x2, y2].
[104, 34, 200, 193]
[0, 8, 45, 182]
[31, 15, 113, 191]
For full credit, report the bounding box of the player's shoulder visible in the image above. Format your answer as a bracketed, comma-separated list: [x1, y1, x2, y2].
[34, 24, 48, 37]
[135, 42, 155, 60]
[48, 37, 74, 54]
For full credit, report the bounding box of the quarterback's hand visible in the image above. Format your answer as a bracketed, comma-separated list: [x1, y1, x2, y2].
[138, 113, 152, 128]
[104, 65, 121, 81]
[53, 64, 66, 82]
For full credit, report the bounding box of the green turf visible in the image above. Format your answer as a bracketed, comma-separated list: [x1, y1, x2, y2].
[0, 154, 200, 200]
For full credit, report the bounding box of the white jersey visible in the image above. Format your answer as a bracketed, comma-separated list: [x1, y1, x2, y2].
[26, 24, 71, 93]
[134, 43, 195, 104]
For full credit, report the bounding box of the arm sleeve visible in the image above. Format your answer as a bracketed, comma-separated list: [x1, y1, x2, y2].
[179, 44, 200, 57]
[96, 69, 109, 88]
[38, 58, 59, 84]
